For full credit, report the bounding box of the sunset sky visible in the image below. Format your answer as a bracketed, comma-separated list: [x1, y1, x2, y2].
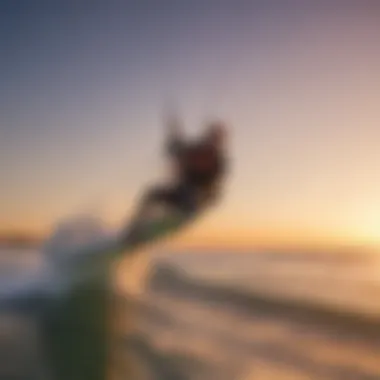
[1, 1, 380, 249]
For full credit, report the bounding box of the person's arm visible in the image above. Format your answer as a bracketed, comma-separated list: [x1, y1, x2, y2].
[165, 112, 184, 157]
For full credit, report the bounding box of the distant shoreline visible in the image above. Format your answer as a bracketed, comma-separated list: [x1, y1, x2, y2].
[0, 236, 42, 250]
[0, 243, 41, 250]
[0, 231, 42, 249]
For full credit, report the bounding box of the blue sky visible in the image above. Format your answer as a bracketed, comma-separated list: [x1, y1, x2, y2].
[2, 1, 380, 248]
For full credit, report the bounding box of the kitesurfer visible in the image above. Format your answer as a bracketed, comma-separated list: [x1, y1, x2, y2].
[123, 114, 228, 241]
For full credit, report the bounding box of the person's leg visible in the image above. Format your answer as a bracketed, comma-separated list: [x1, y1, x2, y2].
[120, 182, 199, 243]
[138, 186, 174, 216]
[173, 183, 199, 215]
[120, 184, 175, 243]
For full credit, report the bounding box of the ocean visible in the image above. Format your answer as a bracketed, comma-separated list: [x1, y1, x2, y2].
[1, 244, 380, 379]
[166, 250, 380, 317]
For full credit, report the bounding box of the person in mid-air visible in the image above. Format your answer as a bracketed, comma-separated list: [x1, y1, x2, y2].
[123, 113, 228, 241]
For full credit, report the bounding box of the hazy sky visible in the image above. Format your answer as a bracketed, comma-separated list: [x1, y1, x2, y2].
[2, 1, 380, 248]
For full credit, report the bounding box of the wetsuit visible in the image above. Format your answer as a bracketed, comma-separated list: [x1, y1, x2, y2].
[142, 134, 227, 214]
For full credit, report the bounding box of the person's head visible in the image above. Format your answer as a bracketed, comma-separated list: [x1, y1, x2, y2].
[205, 120, 227, 148]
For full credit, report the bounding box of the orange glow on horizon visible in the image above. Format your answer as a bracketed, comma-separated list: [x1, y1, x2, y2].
[3, 197, 380, 253]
